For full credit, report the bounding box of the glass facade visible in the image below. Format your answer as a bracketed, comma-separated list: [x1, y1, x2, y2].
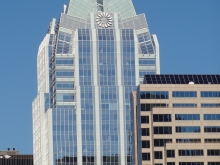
[32, 1, 160, 165]
[52, 109, 77, 163]
[98, 29, 118, 163]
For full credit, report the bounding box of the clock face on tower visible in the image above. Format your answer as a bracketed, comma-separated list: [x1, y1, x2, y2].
[96, 12, 113, 28]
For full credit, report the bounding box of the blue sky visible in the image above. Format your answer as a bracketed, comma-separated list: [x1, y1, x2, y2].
[0, 0, 219, 154]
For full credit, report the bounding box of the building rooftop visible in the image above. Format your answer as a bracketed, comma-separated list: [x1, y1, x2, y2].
[143, 74, 220, 84]
[0, 148, 19, 156]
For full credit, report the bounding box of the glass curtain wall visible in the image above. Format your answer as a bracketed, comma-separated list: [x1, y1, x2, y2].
[98, 29, 119, 164]
[78, 29, 96, 163]
[121, 29, 136, 164]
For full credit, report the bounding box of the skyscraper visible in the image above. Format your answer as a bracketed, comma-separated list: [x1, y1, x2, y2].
[32, 0, 160, 165]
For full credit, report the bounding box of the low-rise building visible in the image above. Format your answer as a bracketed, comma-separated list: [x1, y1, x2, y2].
[131, 75, 220, 165]
[0, 148, 33, 165]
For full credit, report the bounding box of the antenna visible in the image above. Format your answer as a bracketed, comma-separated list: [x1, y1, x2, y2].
[63, 5, 67, 14]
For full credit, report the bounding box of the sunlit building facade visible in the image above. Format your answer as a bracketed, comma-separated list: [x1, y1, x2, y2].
[131, 75, 220, 165]
[32, 0, 160, 165]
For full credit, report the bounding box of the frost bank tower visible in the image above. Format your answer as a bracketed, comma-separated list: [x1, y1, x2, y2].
[32, 0, 160, 164]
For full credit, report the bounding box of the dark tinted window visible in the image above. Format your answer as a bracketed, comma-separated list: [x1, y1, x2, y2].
[167, 150, 175, 158]
[142, 141, 150, 148]
[204, 126, 220, 132]
[142, 153, 150, 160]
[208, 162, 220, 165]
[179, 162, 204, 165]
[176, 139, 201, 143]
[154, 151, 163, 159]
[153, 114, 172, 122]
[167, 163, 175, 165]
[141, 128, 150, 136]
[140, 91, 169, 99]
[179, 150, 203, 156]
[154, 127, 172, 134]
[207, 150, 220, 156]
[140, 104, 168, 111]
[141, 116, 149, 123]
[154, 139, 172, 147]
[205, 139, 220, 143]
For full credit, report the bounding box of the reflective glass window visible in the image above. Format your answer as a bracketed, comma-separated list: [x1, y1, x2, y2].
[139, 71, 156, 77]
[204, 114, 220, 120]
[56, 94, 74, 102]
[56, 32, 72, 54]
[201, 91, 220, 97]
[201, 104, 220, 108]
[173, 104, 197, 108]
[56, 58, 73, 66]
[176, 126, 200, 133]
[175, 114, 200, 120]
[56, 82, 74, 90]
[56, 70, 74, 77]
[172, 91, 197, 97]
[139, 59, 156, 65]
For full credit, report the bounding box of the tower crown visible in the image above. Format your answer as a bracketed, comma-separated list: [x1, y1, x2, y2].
[67, 0, 136, 19]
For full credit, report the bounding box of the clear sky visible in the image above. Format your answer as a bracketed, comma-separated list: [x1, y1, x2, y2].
[0, 0, 219, 154]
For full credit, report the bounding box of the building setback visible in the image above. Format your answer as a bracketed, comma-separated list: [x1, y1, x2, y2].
[131, 75, 220, 165]
[32, 0, 160, 165]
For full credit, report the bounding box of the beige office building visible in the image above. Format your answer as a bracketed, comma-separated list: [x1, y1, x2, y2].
[130, 75, 220, 165]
